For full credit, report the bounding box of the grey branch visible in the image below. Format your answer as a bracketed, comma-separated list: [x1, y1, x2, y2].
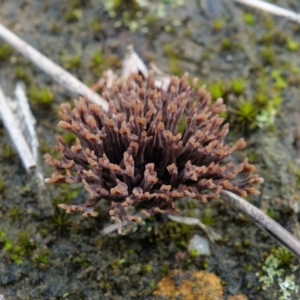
[221, 190, 300, 259]
[0, 23, 108, 111]
[235, 0, 300, 23]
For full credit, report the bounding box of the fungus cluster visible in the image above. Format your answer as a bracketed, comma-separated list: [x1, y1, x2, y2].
[45, 73, 263, 233]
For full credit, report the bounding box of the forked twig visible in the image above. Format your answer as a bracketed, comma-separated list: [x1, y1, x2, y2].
[0, 23, 108, 111]
[0, 87, 36, 171]
[0, 84, 54, 216]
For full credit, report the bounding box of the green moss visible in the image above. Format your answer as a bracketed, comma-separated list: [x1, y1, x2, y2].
[260, 31, 287, 47]
[219, 111, 228, 119]
[213, 19, 225, 31]
[0, 229, 6, 243]
[158, 264, 169, 274]
[201, 215, 216, 227]
[58, 184, 80, 205]
[32, 248, 51, 268]
[61, 55, 81, 70]
[234, 100, 257, 129]
[65, 189, 80, 202]
[163, 44, 177, 57]
[231, 78, 246, 94]
[220, 38, 232, 51]
[260, 47, 275, 65]
[62, 132, 77, 146]
[34, 253, 49, 264]
[20, 184, 32, 196]
[266, 210, 279, 221]
[274, 78, 287, 90]
[11, 253, 23, 265]
[255, 92, 268, 106]
[202, 50, 210, 60]
[17, 231, 36, 254]
[15, 67, 32, 85]
[287, 39, 299, 52]
[112, 0, 140, 12]
[104, 0, 182, 33]
[296, 169, 300, 186]
[207, 81, 226, 100]
[91, 20, 102, 32]
[40, 142, 53, 155]
[189, 249, 198, 258]
[70, 0, 83, 9]
[74, 252, 89, 267]
[0, 178, 5, 194]
[149, 282, 156, 290]
[273, 247, 293, 266]
[52, 211, 69, 234]
[271, 70, 287, 90]
[203, 262, 209, 269]
[247, 151, 258, 164]
[144, 264, 153, 273]
[145, 14, 159, 27]
[176, 116, 186, 134]
[164, 24, 176, 34]
[244, 264, 254, 272]
[28, 86, 54, 106]
[263, 16, 275, 31]
[107, 0, 141, 19]
[114, 258, 126, 267]
[3, 231, 36, 265]
[4, 239, 12, 252]
[41, 228, 49, 236]
[49, 23, 61, 35]
[3, 144, 14, 159]
[91, 20, 102, 39]
[180, 224, 192, 235]
[9, 207, 22, 220]
[90, 50, 104, 70]
[243, 13, 255, 26]
[0, 44, 13, 61]
[169, 59, 182, 77]
[64, 9, 82, 23]
[183, 28, 192, 38]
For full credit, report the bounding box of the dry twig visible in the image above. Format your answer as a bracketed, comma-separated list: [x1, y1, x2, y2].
[0, 86, 36, 171]
[0, 23, 108, 111]
[221, 190, 300, 259]
[235, 0, 300, 23]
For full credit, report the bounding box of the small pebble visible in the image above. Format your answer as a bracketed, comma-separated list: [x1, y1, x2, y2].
[188, 234, 210, 256]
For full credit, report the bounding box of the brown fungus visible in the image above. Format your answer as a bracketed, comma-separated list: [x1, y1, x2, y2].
[45, 72, 263, 234]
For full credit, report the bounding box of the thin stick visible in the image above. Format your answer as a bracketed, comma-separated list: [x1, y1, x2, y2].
[121, 45, 148, 79]
[221, 190, 300, 259]
[15, 82, 39, 162]
[235, 0, 300, 23]
[0, 87, 36, 171]
[0, 23, 108, 111]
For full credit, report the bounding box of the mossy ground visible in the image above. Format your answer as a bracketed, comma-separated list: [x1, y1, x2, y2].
[1, 0, 300, 299]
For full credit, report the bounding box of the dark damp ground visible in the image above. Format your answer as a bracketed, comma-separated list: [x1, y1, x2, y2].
[1, 0, 300, 299]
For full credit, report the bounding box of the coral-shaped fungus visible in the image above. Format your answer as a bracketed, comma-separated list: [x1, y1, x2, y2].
[45, 73, 263, 233]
